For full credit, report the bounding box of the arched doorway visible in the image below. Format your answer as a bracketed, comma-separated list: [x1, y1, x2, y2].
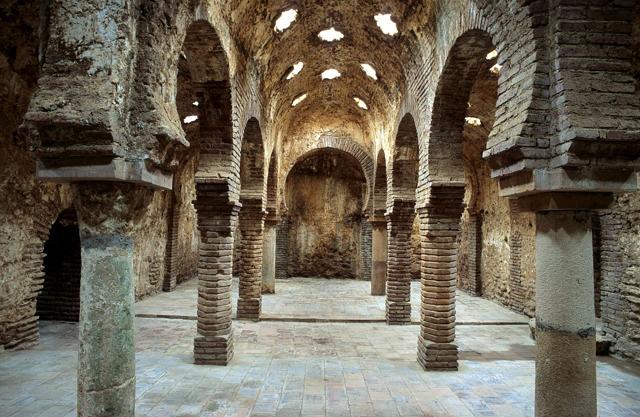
[36, 209, 81, 322]
[418, 29, 499, 370]
[236, 117, 266, 319]
[285, 149, 367, 279]
[371, 149, 389, 295]
[386, 113, 419, 325]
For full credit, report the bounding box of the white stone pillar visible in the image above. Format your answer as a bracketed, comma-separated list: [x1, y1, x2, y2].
[74, 183, 153, 417]
[262, 218, 277, 294]
[535, 210, 596, 417]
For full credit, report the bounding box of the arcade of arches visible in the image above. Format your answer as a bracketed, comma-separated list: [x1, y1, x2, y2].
[1, 1, 640, 416]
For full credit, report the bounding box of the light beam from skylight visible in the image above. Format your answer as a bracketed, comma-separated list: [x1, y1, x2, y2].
[354, 97, 368, 110]
[183, 115, 199, 124]
[292, 93, 308, 107]
[287, 62, 304, 80]
[275, 9, 298, 32]
[374, 14, 398, 36]
[361, 63, 378, 80]
[321, 69, 341, 80]
[318, 27, 344, 42]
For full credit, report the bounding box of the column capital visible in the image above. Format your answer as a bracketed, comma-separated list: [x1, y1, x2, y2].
[416, 184, 465, 216]
[385, 199, 416, 222]
[73, 182, 155, 236]
[368, 214, 387, 227]
[516, 192, 613, 213]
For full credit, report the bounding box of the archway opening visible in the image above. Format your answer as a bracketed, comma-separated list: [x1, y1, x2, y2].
[36, 209, 81, 322]
[285, 149, 367, 279]
[235, 117, 266, 319]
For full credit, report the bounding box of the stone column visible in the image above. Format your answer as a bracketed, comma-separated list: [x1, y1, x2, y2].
[262, 214, 278, 294]
[517, 192, 614, 417]
[237, 198, 266, 319]
[369, 214, 388, 295]
[193, 183, 240, 365]
[534, 210, 596, 417]
[74, 183, 154, 417]
[385, 200, 415, 324]
[416, 185, 465, 371]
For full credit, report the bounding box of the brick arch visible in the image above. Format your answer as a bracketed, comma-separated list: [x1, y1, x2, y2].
[427, 30, 495, 184]
[373, 149, 389, 215]
[178, 20, 234, 182]
[182, 20, 229, 83]
[240, 117, 265, 200]
[284, 136, 374, 212]
[391, 113, 419, 203]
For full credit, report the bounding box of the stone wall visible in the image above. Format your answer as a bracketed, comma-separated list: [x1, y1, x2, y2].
[0, 0, 201, 349]
[0, 0, 74, 350]
[601, 192, 640, 363]
[285, 150, 367, 278]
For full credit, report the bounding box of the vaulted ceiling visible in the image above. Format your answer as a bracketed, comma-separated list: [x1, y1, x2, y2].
[218, 0, 434, 141]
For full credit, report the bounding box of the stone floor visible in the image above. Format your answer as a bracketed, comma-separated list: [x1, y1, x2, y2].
[2, 278, 640, 417]
[135, 278, 528, 324]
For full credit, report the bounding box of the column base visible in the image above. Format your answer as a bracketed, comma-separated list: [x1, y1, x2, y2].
[417, 336, 458, 371]
[385, 300, 411, 325]
[535, 326, 596, 417]
[237, 297, 261, 320]
[194, 334, 234, 365]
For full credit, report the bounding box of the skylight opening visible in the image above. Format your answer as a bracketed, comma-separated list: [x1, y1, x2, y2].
[465, 117, 482, 126]
[361, 63, 378, 80]
[354, 97, 368, 110]
[275, 9, 298, 32]
[486, 50, 498, 60]
[374, 14, 398, 36]
[286, 62, 304, 80]
[318, 27, 344, 42]
[321, 69, 341, 80]
[292, 93, 308, 107]
[192, 101, 199, 106]
[490, 63, 503, 75]
[183, 115, 199, 124]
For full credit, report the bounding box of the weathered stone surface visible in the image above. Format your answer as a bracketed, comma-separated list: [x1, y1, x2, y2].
[285, 150, 367, 279]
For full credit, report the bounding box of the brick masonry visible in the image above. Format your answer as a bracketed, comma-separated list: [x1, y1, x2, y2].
[193, 183, 240, 366]
[236, 198, 266, 320]
[36, 209, 81, 322]
[385, 201, 415, 325]
[275, 216, 290, 279]
[417, 185, 465, 371]
[360, 220, 372, 280]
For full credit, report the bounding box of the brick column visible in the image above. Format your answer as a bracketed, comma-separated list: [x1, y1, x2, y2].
[193, 183, 240, 365]
[360, 217, 372, 280]
[237, 198, 266, 320]
[417, 185, 465, 371]
[385, 200, 415, 324]
[163, 194, 180, 292]
[369, 213, 388, 295]
[275, 216, 290, 279]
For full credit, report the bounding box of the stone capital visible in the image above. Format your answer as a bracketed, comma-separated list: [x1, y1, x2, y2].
[516, 192, 613, 213]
